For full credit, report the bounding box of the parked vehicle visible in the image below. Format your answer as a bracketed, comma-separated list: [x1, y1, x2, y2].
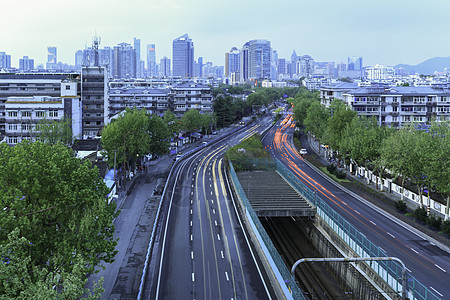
[299, 149, 307, 155]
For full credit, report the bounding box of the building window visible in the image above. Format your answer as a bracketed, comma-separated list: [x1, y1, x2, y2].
[36, 111, 45, 118]
[49, 110, 58, 117]
[66, 85, 71, 90]
[8, 124, 18, 131]
[7, 111, 18, 118]
[22, 123, 32, 131]
[22, 111, 31, 118]
[8, 136, 18, 144]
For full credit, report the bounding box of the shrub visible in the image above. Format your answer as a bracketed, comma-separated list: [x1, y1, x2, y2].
[427, 215, 442, 231]
[327, 164, 337, 174]
[442, 221, 450, 236]
[395, 200, 407, 213]
[336, 170, 346, 179]
[414, 206, 428, 223]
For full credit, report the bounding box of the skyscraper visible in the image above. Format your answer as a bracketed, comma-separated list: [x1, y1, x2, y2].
[239, 42, 249, 82]
[46, 46, 57, 70]
[147, 44, 156, 77]
[113, 43, 137, 79]
[172, 34, 194, 78]
[19, 56, 34, 71]
[159, 56, 171, 77]
[0, 52, 12, 69]
[348, 56, 362, 71]
[225, 47, 240, 78]
[75, 50, 83, 68]
[247, 39, 271, 80]
[133, 38, 141, 62]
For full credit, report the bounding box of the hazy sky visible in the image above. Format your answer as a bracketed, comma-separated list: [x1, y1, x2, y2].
[2, 0, 450, 68]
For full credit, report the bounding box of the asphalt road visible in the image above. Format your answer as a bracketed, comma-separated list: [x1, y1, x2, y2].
[262, 113, 450, 299]
[146, 117, 277, 299]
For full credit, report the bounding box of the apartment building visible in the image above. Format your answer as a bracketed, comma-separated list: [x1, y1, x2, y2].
[4, 81, 81, 145]
[342, 85, 450, 127]
[108, 88, 170, 118]
[0, 73, 80, 140]
[171, 82, 213, 117]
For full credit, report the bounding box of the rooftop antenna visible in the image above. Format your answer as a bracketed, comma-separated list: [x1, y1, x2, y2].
[93, 33, 101, 67]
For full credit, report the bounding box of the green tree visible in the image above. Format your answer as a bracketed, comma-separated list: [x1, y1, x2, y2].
[322, 100, 357, 151]
[34, 117, 74, 145]
[213, 95, 234, 128]
[101, 108, 151, 170]
[303, 101, 329, 151]
[181, 109, 203, 134]
[163, 110, 181, 137]
[0, 141, 117, 297]
[148, 115, 171, 157]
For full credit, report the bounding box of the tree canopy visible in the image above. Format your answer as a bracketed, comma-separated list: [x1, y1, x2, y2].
[0, 141, 117, 297]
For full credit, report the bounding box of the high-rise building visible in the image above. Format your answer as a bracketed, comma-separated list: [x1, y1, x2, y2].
[299, 55, 315, 77]
[247, 39, 271, 80]
[147, 44, 156, 77]
[81, 66, 109, 137]
[197, 57, 203, 77]
[347, 56, 362, 71]
[0, 52, 11, 69]
[134, 38, 141, 62]
[277, 58, 286, 76]
[225, 47, 240, 78]
[19, 56, 34, 71]
[271, 50, 278, 80]
[113, 43, 136, 79]
[75, 50, 83, 68]
[239, 42, 249, 82]
[172, 34, 194, 78]
[159, 56, 171, 77]
[46, 46, 57, 70]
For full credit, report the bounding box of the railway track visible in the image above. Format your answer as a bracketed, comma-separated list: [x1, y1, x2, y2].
[261, 217, 350, 300]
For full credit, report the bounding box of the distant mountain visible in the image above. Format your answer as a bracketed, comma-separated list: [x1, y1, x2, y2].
[395, 57, 450, 75]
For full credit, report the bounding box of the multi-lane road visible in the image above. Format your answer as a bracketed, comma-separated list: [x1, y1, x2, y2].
[262, 113, 450, 299]
[145, 116, 276, 299]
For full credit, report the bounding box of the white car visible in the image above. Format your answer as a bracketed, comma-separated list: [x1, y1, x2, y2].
[299, 149, 307, 155]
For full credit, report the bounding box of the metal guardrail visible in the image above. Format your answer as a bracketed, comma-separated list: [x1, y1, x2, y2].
[275, 159, 441, 300]
[229, 162, 306, 300]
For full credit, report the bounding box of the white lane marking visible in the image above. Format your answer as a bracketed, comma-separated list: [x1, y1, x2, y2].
[212, 209, 216, 214]
[354, 210, 360, 215]
[191, 251, 194, 259]
[430, 286, 443, 297]
[210, 184, 212, 188]
[221, 251, 224, 258]
[191, 191, 194, 195]
[190, 221, 192, 227]
[211, 199, 214, 204]
[210, 191, 213, 195]
[215, 220, 218, 226]
[410, 248, 418, 254]
[191, 199, 193, 205]
[369, 220, 376, 226]
[217, 234, 221, 241]
[192, 273, 195, 282]
[225, 272, 229, 281]
[435, 264, 447, 273]
[342, 201, 347, 206]
[379, 247, 386, 254]
[190, 209, 193, 215]
[387, 232, 395, 238]
[191, 184, 194, 188]
[291, 216, 296, 222]
[406, 267, 411, 273]
[209, 178, 211, 181]
[190, 235, 193, 241]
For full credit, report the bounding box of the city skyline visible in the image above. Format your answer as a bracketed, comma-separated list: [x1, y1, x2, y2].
[2, 0, 450, 68]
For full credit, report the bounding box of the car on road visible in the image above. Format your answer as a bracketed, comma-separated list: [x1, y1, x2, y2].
[299, 149, 307, 155]
[201, 141, 208, 146]
[174, 153, 183, 161]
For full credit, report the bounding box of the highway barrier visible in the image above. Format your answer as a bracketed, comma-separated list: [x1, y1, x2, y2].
[276, 159, 441, 300]
[229, 162, 306, 300]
